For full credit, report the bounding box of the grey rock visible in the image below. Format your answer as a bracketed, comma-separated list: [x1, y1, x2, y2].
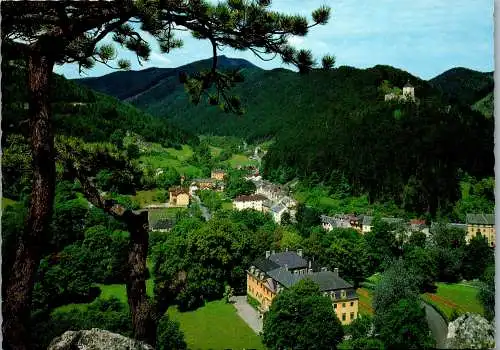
[47, 328, 154, 350]
[446, 313, 495, 349]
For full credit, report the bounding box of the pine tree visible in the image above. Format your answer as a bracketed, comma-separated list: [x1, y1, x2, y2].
[1, 1, 332, 349]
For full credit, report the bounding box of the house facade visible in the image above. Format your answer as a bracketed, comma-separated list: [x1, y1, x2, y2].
[233, 194, 268, 211]
[320, 214, 362, 232]
[211, 169, 227, 181]
[466, 213, 495, 246]
[247, 250, 359, 325]
[191, 178, 225, 191]
[320, 215, 351, 231]
[168, 186, 190, 207]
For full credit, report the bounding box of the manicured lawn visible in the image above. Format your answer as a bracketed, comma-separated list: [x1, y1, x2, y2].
[97, 284, 128, 302]
[52, 284, 129, 314]
[168, 300, 264, 350]
[2, 197, 16, 209]
[53, 264, 156, 315]
[356, 288, 374, 315]
[131, 189, 164, 207]
[421, 283, 483, 319]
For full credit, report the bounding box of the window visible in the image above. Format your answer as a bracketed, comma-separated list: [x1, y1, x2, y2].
[350, 312, 355, 320]
[342, 313, 346, 321]
[342, 303, 346, 308]
[333, 303, 337, 309]
[350, 302, 354, 307]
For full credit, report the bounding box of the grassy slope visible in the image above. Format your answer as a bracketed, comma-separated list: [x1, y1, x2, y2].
[53, 260, 156, 314]
[421, 283, 483, 319]
[226, 154, 258, 168]
[292, 186, 406, 218]
[138, 143, 203, 178]
[130, 189, 164, 207]
[356, 281, 483, 319]
[168, 300, 264, 350]
[356, 288, 374, 315]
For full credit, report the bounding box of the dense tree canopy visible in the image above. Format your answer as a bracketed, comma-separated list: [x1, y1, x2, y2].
[262, 279, 344, 350]
[373, 261, 433, 349]
[261, 71, 493, 217]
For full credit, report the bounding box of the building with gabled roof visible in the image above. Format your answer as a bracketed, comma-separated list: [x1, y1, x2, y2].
[168, 186, 190, 207]
[233, 194, 268, 212]
[271, 203, 287, 223]
[247, 250, 359, 325]
[320, 215, 352, 231]
[466, 213, 495, 246]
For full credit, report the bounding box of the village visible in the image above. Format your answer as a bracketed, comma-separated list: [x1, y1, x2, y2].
[143, 163, 496, 337]
[150, 165, 496, 247]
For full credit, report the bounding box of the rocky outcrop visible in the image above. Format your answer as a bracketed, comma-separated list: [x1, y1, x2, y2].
[48, 328, 154, 350]
[446, 313, 495, 349]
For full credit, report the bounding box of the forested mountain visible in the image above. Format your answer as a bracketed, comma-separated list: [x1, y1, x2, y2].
[73, 57, 494, 142]
[75, 55, 257, 100]
[2, 61, 197, 148]
[71, 57, 494, 217]
[429, 67, 494, 106]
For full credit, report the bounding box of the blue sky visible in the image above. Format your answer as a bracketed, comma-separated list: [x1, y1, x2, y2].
[54, 0, 494, 80]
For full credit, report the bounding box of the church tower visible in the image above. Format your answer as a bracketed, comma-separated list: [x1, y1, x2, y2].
[402, 80, 415, 101]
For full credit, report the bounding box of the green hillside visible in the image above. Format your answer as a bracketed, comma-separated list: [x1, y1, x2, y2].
[77, 60, 439, 141]
[429, 67, 494, 106]
[261, 70, 493, 217]
[70, 58, 494, 217]
[1, 61, 197, 148]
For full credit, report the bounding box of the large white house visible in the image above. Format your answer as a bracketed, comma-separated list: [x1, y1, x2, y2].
[233, 194, 268, 211]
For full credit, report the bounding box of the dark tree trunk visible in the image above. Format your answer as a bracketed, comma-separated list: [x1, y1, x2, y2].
[73, 175, 157, 345]
[125, 210, 156, 346]
[2, 54, 55, 350]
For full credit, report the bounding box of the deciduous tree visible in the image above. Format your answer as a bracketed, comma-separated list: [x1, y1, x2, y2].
[262, 279, 344, 350]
